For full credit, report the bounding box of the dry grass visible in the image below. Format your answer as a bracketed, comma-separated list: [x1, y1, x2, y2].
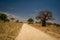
[0, 22, 23, 40]
[29, 23, 60, 38]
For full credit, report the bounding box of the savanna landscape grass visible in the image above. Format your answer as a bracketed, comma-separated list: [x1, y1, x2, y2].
[0, 22, 23, 40]
[29, 23, 60, 38]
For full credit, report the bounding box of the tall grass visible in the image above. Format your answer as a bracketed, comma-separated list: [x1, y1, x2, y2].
[0, 22, 23, 40]
[29, 23, 60, 34]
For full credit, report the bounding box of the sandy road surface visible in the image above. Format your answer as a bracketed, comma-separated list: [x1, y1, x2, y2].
[15, 23, 60, 40]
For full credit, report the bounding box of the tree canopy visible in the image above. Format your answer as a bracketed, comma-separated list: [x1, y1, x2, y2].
[10, 18, 15, 21]
[0, 13, 8, 22]
[35, 10, 53, 26]
[27, 18, 34, 24]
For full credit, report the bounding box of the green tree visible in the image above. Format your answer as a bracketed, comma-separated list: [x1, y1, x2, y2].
[10, 18, 15, 22]
[35, 10, 53, 26]
[0, 13, 8, 23]
[27, 18, 34, 24]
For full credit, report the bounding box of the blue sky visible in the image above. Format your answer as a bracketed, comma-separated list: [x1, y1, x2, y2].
[0, 0, 60, 24]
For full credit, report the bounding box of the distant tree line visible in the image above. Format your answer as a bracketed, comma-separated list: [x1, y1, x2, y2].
[0, 10, 60, 27]
[0, 13, 19, 23]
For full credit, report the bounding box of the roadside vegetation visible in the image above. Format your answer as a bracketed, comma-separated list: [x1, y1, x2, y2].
[28, 10, 60, 38]
[29, 23, 60, 34]
[0, 13, 23, 40]
[0, 22, 23, 40]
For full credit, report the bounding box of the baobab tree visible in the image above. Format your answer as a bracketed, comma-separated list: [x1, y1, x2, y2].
[35, 10, 53, 26]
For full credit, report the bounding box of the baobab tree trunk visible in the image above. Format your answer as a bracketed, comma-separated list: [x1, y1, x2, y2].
[41, 19, 46, 26]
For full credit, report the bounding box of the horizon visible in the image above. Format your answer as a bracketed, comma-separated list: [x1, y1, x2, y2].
[0, 0, 60, 24]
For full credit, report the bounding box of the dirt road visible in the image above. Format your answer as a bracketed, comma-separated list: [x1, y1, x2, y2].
[15, 23, 59, 40]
